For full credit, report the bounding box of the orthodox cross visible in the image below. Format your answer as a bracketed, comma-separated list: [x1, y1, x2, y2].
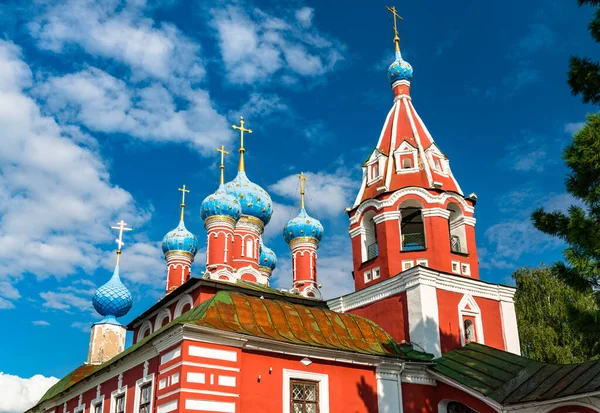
[216, 145, 230, 185]
[232, 116, 252, 172]
[178, 184, 190, 221]
[111, 220, 132, 264]
[297, 172, 308, 210]
[386, 5, 403, 51]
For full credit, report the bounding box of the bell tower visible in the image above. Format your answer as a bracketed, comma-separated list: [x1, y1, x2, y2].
[347, 8, 479, 292]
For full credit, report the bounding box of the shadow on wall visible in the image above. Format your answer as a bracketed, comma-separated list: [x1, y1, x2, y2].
[357, 375, 378, 413]
[409, 315, 461, 357]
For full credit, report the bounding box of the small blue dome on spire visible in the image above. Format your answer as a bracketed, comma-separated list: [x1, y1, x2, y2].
[387, 50, 413, 83]
[259, 239, 277, 270]
[162, 220, 199, 256]
[283, 208, 324, 244]
[92, 265, 133, 321]
[224, 172, 273, 225]
[200, 185, 242, 222]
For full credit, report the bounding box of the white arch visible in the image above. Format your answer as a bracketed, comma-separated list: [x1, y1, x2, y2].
[136, 320, 152, 343]
[154, 308, 172, 331]
[174, 294, 194, 318]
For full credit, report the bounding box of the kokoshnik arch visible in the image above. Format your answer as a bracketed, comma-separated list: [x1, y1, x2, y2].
[27, 8, 600, 413]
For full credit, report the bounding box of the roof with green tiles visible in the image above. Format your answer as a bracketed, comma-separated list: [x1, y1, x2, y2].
[432, 343, 600, 405]
[35, 290, 432, 410]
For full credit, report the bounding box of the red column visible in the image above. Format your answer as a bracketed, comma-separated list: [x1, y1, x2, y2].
[205, 216, 236, 272]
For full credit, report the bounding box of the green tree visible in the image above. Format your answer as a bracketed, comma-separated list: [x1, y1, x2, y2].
[513, 267, 599, 363]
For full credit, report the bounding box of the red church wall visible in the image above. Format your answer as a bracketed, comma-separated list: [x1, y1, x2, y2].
[348, 292, 410, 344]
[436, 290, 506, 354]
[401, 383, 436, 413]
[434, 382, 497, 413]
[240, 350, 379, 413]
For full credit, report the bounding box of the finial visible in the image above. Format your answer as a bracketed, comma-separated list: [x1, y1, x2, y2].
[216, 145, 230, 185]
[296, 172, 308, 210]
[232, 116, 252, 172]
[111, 220, 132, 265]
[178, 184, 190, 221]
[386, 5, 403, 54]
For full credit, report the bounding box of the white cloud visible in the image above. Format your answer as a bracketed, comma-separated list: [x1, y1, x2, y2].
[35, 68, 232, 155]
[210, 5, 345, 84]
[269, 170, 357, 219]
[71, 321, 92, 333]
[0, 372, 58, 413]
[565, 122, 585, 135]
[0, 40, 148, 308]
[32, 320, 50, 326]
[40, 289, 94, 314]
[29, 0, 204, 84]
[101, 242, 165, 285]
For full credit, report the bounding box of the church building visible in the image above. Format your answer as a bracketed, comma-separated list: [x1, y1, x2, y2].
[26, 9, 600, 413]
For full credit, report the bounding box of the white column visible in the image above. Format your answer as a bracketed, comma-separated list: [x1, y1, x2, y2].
[500, 300, 521, 355]
[406, 283, 442, 357]
[376, 364, 403, 413]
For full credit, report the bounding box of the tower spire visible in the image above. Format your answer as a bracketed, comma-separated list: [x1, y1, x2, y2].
[232, 116, 252, 172]
[386, 5, 403, 54]
[178, 184, 190, 221]
[297, 172, 308, 210]
[111, 220, 132, 265]
[216, 145, 230, 185]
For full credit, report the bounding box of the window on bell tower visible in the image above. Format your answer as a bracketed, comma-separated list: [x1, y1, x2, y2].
[448, 203, 467, 254]
[361, 210, 378, 262]
[399, 201, 425, 251]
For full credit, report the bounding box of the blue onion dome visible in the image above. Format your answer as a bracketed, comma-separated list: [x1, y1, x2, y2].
[200, 184, 242, 222]
[387, 50, 413, 83]
[283, 208, 324, 244]
[92, 265, 133, 319]
[224, 171, 273, 225]
[259, 240, 277, 270]
[162, 220, 199, 257]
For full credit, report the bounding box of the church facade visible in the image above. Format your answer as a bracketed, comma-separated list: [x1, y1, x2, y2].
[27, 11, 600, 413]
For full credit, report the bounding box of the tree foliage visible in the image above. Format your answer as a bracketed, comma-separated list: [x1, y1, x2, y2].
[514, 267, 599, 363]
[569, 0, 600, 104]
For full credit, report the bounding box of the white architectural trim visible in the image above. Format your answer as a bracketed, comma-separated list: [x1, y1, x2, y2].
[133, 373, 155, 413]
[421, 208, 451, 219]
[384, 100, 402, 191]
[109, 383, 127, 413]
[154, 308, 172, 331]
[406, 282, 442, 357]
[136, 321, 152, 343]
[500, 301, 521, 356]
[373, 211, 401, 224]
[404, 97, 434, 188]
[174, 294, 194, 318]
[401, 363, 436, 386]
[377, 364, 404, 413]
[327, 266, 516, 313]
[351, 187, 474, 225]
[282, 369, 330, 413]
[458, 295, 485, 346]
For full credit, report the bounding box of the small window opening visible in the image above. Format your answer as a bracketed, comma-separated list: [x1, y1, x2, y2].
[400, 207, 425, 251]
[464, 319, 475, 343]
[403, 157, 413, 169]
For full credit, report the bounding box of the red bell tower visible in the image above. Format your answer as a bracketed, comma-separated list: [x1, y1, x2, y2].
[347, 23, 479, 292]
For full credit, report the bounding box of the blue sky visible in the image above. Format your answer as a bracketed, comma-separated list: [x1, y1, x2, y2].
[0, 0, 596, 410]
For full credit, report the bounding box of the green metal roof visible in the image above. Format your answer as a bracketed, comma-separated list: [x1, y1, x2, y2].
[432, 343, 600, 405]
[37, 290, 432, 408]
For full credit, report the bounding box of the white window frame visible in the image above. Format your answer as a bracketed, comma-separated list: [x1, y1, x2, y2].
[73, 403, 85, 413]
[282, 369, 329, 413]
[110, 386, 127, 413]
[394, 143, 418, 174]
[133, 374, 154, 413]
[366, 156, 384, 185]
[364, 270, 372, 283]
[461, 263, 471, 276]
[173, 294, 193, 318]
[372, 267, 381, 280]
[416, 259, 428, 267]
[154, 308, 171, 331]
[136, 320, 152, 343]
[246, 238, 254, 259]
[458, 295, 485, 346]
[451, 260, 460, 274]
[402, 260, 414, 271]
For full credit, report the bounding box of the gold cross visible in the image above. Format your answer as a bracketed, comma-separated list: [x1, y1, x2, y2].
[386, 5, 403, 52]
[216, 145, 230, 185]
[232, 116, 252, 172]
[297, 172, 308, 210]
[111, 220, 132, 264]
[178, 184, 190, 221]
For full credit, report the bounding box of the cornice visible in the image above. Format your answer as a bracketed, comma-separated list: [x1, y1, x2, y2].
[421, 208, 451, 219]
[290, 238, 319, 250]
[327, 266, 516, 313]
[204, 216, 236, 230]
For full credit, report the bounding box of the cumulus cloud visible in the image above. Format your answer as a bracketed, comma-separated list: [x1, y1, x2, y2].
[35, 68, 233, 155]
[29, 0, 204, 85]
[32, 320, 50, 327]
[0, 40, 150, 309]
[210, 4, 345, 84]
[0, 372, 58, 413]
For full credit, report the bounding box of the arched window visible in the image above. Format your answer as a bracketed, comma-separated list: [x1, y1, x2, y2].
[137, 321, 152, 343]
[154, 309, 172, 331]
[399, 200, 425, 251]
[361, 211, 378, 262]
[403, 157, 413, 169]
[448, 203, 467, 254]
[464, 319, 475, 343]
[246, 238, 254, 258]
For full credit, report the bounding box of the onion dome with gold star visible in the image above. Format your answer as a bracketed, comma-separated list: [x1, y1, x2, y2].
[259, 238, 277, 271]
[162, 185, 199, 258]
[224, 117, 273, 225]
[283, 172, 324, 244]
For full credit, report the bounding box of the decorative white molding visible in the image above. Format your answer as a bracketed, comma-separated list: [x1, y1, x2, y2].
[154, 308, 172, 332]
[373, 211, 401, 224]
[401, 363, 436, 386]
[188, 345, 237, 362]
[133, 373, 154, 413]
[376, 364, 404, 413]
[282, 370, 330, 413]
[160, 346, 181, 365]
[458, 294, 485, 346]
[136, 321, 152, 343]
[421, 208, 451, 219]
[406, 281, 442, 357]
[327, 266, 516, 313]
[173, 294, 193, 318]
[500, 301, 521, 356]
